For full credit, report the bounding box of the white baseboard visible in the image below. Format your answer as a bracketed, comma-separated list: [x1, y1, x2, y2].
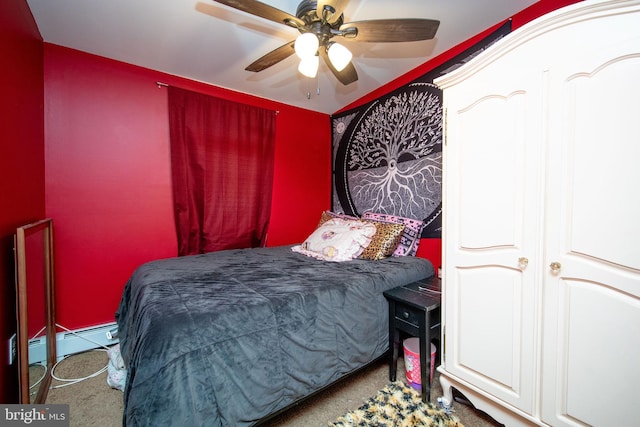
[28, 322, 120, 364]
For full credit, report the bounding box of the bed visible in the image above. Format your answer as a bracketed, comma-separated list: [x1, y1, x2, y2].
[116, 243, 434, 426]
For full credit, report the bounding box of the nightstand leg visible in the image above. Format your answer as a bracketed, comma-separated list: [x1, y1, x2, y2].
[419, 313, 430, 403]
[389, 302, 399, 382]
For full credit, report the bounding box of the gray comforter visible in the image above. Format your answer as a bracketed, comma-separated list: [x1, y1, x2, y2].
[116, 245, 434, 426]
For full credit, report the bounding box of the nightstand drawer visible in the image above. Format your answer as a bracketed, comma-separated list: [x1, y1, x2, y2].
[395, 304, 422, 327]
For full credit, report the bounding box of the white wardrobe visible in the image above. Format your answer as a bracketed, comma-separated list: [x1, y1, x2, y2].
[435, 1, 640, 426]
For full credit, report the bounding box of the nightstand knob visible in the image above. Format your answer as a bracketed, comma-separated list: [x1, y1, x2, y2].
[402, 311, 410, 319]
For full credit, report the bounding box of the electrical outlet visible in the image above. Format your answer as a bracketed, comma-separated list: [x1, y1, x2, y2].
[8, 334, 17, 365]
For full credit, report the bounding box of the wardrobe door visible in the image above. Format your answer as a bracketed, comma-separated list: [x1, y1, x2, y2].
[541, 8, 640, 426]
[442, 57, 544, 413]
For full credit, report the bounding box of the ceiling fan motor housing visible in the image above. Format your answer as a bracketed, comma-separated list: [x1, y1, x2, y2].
[297, 1, 343, 25]
[296, 0, 345, 48]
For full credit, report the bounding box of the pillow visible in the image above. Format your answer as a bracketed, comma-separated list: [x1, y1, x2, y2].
[292, 217, 376, 262]
[361, 212, 425, 256]
[358, 221, 406, 260]
[317, 210, 359, 228]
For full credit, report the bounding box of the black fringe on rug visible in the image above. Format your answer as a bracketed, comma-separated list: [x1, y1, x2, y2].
[329, 382, 463, 427]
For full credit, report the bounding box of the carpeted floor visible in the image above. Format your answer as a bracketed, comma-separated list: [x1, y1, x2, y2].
[45, 348, 502, 426]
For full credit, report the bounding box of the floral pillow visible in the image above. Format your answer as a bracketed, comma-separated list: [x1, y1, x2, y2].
[292, 218, 376, 262]
[361, 212, 425, 256]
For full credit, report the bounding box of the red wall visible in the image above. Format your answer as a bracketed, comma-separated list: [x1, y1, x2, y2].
[0, 0, 44, 403]
[269, 112, 332, 246]
[44, 45, 331, 331]
[340, 0, 582, 271]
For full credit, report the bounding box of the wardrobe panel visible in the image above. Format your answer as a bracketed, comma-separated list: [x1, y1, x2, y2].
[555, 279, 640, 427]
[456, 94, 526, 250]
[456, 267, 524, 390]
[567, 57, 640, 271]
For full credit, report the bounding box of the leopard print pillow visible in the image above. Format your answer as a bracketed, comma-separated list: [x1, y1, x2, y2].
[358, 221, 406, 260]
[361, 212, 425, 256]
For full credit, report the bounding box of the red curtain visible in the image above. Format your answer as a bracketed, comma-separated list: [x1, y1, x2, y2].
[168, 87, 276, 256]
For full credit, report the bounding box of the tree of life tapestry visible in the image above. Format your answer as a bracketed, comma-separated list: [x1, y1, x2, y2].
[331, 21, 511, 239]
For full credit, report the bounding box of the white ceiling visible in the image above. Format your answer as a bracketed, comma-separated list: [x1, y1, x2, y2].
[26, 0, 540, 114]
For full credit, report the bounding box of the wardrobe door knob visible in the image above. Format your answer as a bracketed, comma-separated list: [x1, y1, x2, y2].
[518, 257, 529, 270]
[550, 262, 562, 274]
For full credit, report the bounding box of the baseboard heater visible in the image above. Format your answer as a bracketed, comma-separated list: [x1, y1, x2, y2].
[29, 322, 119, 365]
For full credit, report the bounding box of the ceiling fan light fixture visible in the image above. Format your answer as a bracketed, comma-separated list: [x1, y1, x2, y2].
[298, 55, 319, 78]
[327, 42, 352, 72]
[294, 33, 319, 59]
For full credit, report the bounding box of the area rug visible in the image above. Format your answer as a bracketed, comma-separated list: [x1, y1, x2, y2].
[329, 382, 463, 427]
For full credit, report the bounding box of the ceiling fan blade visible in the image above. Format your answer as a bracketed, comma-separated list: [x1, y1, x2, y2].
[212, 0, 304, 28]
[316, 0, 348, 24]
[245, 40, 296, 72]
[320, 48, 358, 85]
[340, 18, 440, 42]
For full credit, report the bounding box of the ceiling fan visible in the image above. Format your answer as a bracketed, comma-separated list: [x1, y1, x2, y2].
[211, 0, 440, 85]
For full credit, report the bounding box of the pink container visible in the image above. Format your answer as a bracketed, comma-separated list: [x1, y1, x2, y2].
[403, 337, 436, 389]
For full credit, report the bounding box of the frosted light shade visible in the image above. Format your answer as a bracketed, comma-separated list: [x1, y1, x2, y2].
[295, 33, 319, 59]
[327, 42, 352, 72]
[298, 56, 319, 78]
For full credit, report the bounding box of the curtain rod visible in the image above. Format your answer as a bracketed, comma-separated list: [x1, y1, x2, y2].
[155, 81, 279, 115]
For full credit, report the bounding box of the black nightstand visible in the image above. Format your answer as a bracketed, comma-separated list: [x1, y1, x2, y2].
[384, 276, 441, 402]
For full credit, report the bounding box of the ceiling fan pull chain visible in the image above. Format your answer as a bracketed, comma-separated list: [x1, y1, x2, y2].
[317, 71, 321, 96]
